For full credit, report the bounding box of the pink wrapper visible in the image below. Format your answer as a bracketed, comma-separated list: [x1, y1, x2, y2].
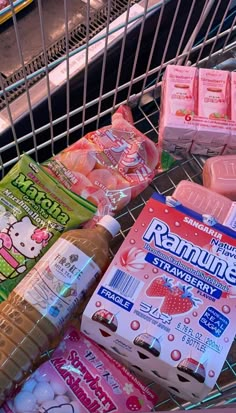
[1, 327, 158, 413]
[43, 105, 160, 225]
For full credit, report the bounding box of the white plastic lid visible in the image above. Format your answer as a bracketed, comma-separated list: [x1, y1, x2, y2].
[97, 215, 121, 237]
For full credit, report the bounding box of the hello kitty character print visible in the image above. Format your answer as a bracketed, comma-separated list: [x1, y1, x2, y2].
[0, 216, 52, 281]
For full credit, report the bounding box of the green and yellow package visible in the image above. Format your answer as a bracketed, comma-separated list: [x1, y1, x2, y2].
[0, 154, 96, 301]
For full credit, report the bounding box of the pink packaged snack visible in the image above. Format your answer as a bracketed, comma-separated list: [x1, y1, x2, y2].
[173, 180, 232, 224]
[203, 155, 236, 200]
[1, 327, 158, 413]
[43, 105, 165, 225]
[82, 192, 236, 403]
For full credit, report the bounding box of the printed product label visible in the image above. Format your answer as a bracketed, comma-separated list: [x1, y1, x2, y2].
[82, 192, 236, 402]
[0, 154, 95, 301]
[15, 239, 100, 330]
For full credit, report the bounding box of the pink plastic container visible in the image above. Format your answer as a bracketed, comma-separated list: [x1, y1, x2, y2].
[172, 180, 232, 224]
[203, 155, 236, 200]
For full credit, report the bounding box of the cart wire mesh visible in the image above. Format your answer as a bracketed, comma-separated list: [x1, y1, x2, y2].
[0, 0, 236, 410]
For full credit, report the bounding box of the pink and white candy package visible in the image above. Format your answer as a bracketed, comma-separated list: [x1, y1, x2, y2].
[1, 327, 158, 413]
[43, 105, 168, 225]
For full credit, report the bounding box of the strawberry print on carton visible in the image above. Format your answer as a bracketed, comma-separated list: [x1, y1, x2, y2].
[82, 192, 236, 403]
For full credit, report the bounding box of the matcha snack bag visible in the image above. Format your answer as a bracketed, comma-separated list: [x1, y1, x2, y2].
[0, 154, 96, 301]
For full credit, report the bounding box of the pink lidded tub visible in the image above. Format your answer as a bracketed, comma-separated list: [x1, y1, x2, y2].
[172, 180, 232, 225]
[203, 155, 236, 201]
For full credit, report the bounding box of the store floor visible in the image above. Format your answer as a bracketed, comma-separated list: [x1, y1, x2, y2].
[0, 0, 106, 77]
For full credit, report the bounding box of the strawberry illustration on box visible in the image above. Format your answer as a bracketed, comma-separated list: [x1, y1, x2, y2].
[82, 192, 236, 403]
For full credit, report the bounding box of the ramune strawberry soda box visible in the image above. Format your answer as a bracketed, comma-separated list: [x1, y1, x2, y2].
[82, 192, 236, 403]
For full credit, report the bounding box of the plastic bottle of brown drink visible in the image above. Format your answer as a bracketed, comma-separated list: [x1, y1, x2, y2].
[0, 215, 120, 404]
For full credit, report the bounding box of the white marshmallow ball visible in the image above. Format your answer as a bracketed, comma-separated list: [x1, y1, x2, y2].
[14, 391, 37, 413]
[39, 400, 59, 412]
[71, 400, 82, 413]
[22, 378, 37, 393]
[50, 376, 67, 395]
[33, 382, 54, 404]
[55, 395, 70, 404]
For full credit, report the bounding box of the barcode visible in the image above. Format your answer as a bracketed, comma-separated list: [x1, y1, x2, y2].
[108, 269, 141, 299]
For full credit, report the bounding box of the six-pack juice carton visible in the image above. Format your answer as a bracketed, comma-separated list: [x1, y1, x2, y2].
[159, 65, 236, 157]
[82, 192, 236, 403]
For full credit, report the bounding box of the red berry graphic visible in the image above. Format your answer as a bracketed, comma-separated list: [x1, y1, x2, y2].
[146, 276, 173, 297]
[126, 395, 143, 411]
[222, 305, 230, 314]
[171, 350, 181, 361]
[168, 334, 175, 341]
[161, 285, 201, 315]
[130, 320, 140, 331]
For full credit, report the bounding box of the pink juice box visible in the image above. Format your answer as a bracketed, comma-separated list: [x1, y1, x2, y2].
[82, 192, 236, 403]
[198, 68, 230, 119]
[231, 70, 236, 121]
[159, 65, 198, 157]
[191, 69, 231, 156]
[223, 72, 236, 154]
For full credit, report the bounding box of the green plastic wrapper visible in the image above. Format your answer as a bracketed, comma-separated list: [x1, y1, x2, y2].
[0, 154, 96, 301]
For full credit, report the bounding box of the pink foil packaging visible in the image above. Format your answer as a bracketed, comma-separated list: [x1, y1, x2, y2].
[1, 328, 158, 413]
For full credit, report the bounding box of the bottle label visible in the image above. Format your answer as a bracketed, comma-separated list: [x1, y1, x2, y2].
[15, 238, 101, 330]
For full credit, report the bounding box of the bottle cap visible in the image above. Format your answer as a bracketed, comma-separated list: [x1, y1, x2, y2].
[97, 215, 121, 237]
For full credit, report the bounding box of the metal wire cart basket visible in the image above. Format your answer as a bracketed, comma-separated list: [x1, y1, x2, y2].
[0, 0, 236, 410]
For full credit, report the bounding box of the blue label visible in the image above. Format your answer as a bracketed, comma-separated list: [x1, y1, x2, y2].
[199, 306, 229, 337]
[97, 286, 133, 312]
[145, 252, 222, 299]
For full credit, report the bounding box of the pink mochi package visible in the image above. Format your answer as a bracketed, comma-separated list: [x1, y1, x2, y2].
[0, 327, 158, 413]
[42, 105, 172, 226]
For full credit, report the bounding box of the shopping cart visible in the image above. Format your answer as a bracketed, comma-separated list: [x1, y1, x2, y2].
[0, 0, 236, 410]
